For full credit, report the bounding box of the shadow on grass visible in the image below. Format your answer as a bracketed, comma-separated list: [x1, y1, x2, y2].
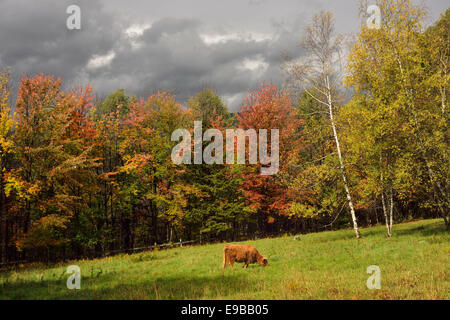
[0, 270, 253, 300]
[394, 221, 448, 238]
[305, 220, 447, 243]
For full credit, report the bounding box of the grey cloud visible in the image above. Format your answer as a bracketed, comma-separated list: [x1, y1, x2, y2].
[85, 15, 305, 110]
[1, 0, 448, 111]
[0, 0, 119, 90]
[0, 0, 308, 110]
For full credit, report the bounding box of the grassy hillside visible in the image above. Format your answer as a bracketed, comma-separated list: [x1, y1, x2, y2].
[0, 219, 448, 300]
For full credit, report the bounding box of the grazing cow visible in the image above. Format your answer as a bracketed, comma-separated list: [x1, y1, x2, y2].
[223, 244, 268, 269]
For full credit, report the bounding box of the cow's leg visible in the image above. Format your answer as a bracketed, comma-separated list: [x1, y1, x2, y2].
[230, 258, 234, 268]
[243, 263, 248, 268]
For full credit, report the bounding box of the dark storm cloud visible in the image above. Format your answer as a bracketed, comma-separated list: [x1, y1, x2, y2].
[0, 0, 308, 109]
[92, 13, 311, 108]
[76, 12, 306, 109]
[0, 0, 448, 110]
[0, 0, 120, 92]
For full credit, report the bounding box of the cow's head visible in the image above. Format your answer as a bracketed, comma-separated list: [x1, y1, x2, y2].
[258, 256, 268, 267]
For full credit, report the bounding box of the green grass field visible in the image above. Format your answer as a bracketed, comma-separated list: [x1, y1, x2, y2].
[0, 219, 448, 300]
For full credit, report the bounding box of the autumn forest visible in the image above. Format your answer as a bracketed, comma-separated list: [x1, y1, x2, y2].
[0, 1, 448, 264]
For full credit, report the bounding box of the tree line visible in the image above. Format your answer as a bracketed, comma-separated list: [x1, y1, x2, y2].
[0, 0, 448, 264]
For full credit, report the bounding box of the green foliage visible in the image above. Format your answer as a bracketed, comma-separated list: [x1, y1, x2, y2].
[182, 89, 249, 240]
[343, 0, 449, 228]
[93, 89, 132, 119]
[188, 88, 230, 127]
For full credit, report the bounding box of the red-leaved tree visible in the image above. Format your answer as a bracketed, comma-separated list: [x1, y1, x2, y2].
[238, 82, 303, 231]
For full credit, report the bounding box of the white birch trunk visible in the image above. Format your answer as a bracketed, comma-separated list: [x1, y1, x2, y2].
[326, 76, 361, 239]
[380, 170, 391, 237]
[388, 184, 394, 236]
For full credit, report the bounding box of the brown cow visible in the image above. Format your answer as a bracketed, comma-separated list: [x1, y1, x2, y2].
[223, 244, 268, 269]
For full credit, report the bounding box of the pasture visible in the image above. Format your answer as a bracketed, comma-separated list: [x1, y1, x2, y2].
[0, 219, 448, 300]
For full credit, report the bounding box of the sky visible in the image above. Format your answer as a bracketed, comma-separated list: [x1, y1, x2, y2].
[0, 0, 448, 110]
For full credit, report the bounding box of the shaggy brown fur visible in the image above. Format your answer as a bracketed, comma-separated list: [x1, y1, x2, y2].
[223, 244, 268, 269]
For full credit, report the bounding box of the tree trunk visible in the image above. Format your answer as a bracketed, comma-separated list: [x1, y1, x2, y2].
[326, 80, 361, 239]
[380, 170, 392, 237]
[388, 184, 394, 235]
[2, 218, 7, 264]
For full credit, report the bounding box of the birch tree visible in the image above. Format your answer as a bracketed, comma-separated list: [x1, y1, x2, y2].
[346, 0, 449, 231]
[283, 11, 361, 238]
